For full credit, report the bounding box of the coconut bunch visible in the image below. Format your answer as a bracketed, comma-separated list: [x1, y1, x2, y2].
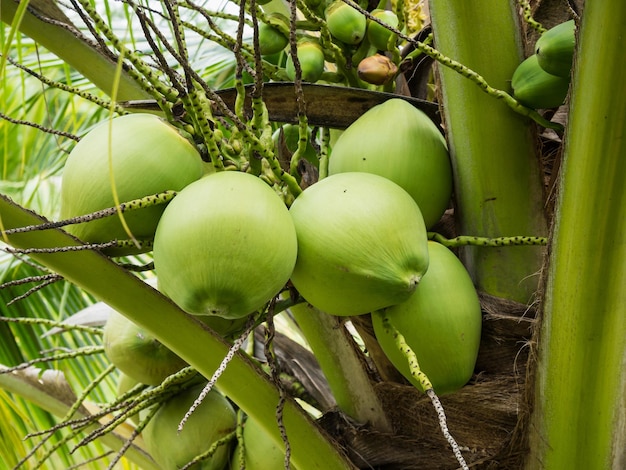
[252, 2, 405, 87]
[61, 99, 480, 395]
[151, 98, 452, 321]
[59, 98, 483, 467]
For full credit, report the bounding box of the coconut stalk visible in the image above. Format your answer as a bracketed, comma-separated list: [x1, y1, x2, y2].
[289, 302, 392, 432]
[527, 4, 626, 468]
[428, 0, 548, 303]
[0, 197, 355, 470]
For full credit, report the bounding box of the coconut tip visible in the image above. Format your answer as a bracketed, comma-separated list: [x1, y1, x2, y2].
[409, 273, 422, 291]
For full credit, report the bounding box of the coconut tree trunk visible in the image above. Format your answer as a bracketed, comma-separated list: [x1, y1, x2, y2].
[527, 2, 626, 467]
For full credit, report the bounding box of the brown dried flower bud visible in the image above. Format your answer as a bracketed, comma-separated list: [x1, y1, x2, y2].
[357, 54, 399, 85]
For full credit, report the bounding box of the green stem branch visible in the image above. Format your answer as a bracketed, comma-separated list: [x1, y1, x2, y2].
[528, 3, 626, 467]
[428, 0, 548, 303]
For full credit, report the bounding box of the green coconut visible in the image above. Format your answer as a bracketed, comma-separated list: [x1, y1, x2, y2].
[328, 98, 452, 229]
[143, 383, 236, 470]
[367, 9, 399, 51]
[372, 241, 482, 395]
[289, 172, 429, 316]
[257, 13, 289, 56]
[60, 113, 204, 255]
[153, 171, 298, 319]
[286, 39, 326, 83]
[229, 417, 298, 470]
[325, 0, 367, 45]
[511, 54, 570, 109]
[103, 310, 188, 386]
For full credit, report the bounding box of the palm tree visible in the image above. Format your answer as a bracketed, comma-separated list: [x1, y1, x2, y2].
[1, 0, 624, 469]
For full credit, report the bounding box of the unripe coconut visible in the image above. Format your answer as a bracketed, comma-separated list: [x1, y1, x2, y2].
[372, 241, 482, 395]
[153, 171, 298, 319]
[257, 13, 289, 56]
[289, 172, 429, 316]
[60, 114, 204, 255]
[230, 417, 298, 470]
[103, 310, 188, 386]
[535, 19, 575, 78]
[325, 0, 367, 45]
[328, 98, 452, 229]
[367, 9, 399, 51]
[511, 54, 570, 109]
[286, 39, 325, 83]
[143, 384, 236, 470]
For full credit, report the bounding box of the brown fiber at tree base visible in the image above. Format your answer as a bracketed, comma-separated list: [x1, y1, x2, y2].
[319, 293, 538, 469]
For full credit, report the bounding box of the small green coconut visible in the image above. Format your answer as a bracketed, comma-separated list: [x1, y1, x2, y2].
[286, 39, 326, 83]
[257, 13, 289, 56]
[367, 9, 399, 51]
[325, 0, 367, 45]
[511, 54, 570, 109]
[535, 19, 576, 78]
